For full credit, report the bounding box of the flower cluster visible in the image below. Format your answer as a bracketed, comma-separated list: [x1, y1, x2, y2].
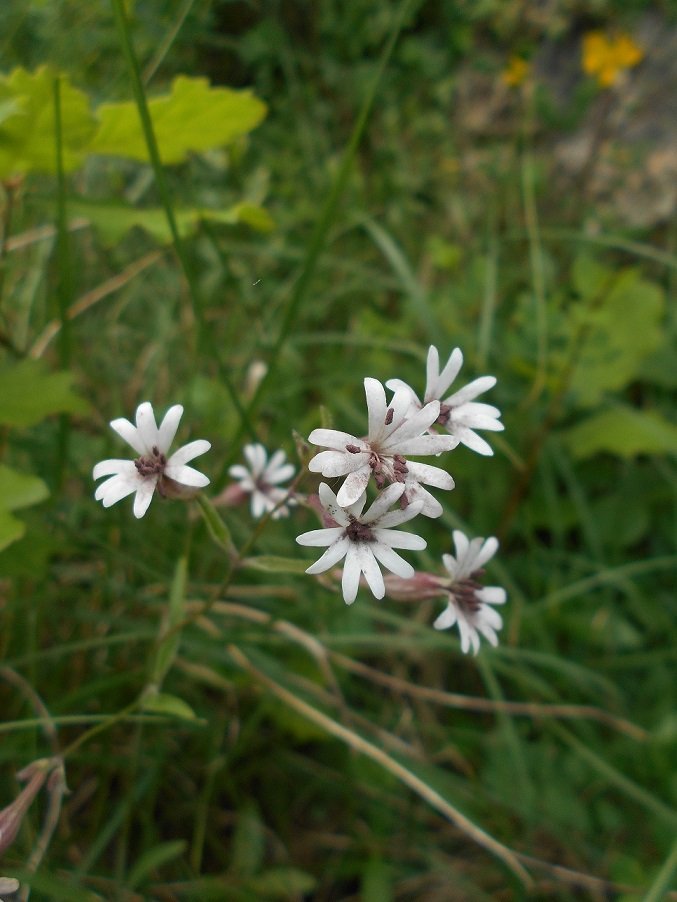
[582, 31, 643, 88]
[92, 346, 507, 653]
[297, 346, 507, 652]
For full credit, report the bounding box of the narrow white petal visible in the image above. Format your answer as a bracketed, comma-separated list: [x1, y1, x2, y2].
[476, 621, 499, 647]
[425, 345, 440, 399]
[135, 402, 160, 454]
[371, 542, 415, 578]
[453, 427, 494, 456]
[336, 467, 372, 507]
[95, 472, 141, 506]
[479, 606, 503, 631]
[318, 483, 351, 526]
[474, 536, 499, 569]
[228, 464, 250, 480]
[133, 481, 156, 518]
[309, 450, 365, 478]
[167, 439, 211, 467]
[93, 458, 136, 480]
[296, 527, 344, 547]
[358, 546, 385, 599]
[345, 491, 368, 519]
[306, 537, 350, 575]
[401, 483, 442, 519]
[157, 404, 183, 453]
[251, 491, 270, 518]
[364, 377, 388, 442]
[394, 434, 458, 456]
[308, 428, 364, 451]
[361, 483, 405, 523]
[442, 553, 459, 580]
[384, 378, 420, 406]
[434, 604, 458, 630]
[432, 347, 463, 399]
[458, 617, 477, 655]
[164, 464, 210, 487]
[109, 417, 145, 455]
[445, 375, 496, 407]
[372, 528, 426, 551]
[452, 531, 471, 569]
[267, 463, 295, 484]
[374, 497, 425, 528]
[244, 443, 266, 474]
[382, 387, 413, 436]
[341, 544, 362, 604]
[386, 399, 440, 445]
[405, 460, 454, 489]
[478, 586, 507, 605]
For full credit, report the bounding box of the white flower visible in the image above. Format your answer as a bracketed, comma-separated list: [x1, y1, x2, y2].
[93, 402, 211, 518]
[296, 482, 426, 604]
[386, 345, 504, 456]
[433, 530, 507, 654]
[307, 377, 457, 517]
[228, 443, 296, 519]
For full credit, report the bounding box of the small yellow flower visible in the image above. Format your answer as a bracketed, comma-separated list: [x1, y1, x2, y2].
[502, 56, 530, 88]
[582, 31, 643, 88]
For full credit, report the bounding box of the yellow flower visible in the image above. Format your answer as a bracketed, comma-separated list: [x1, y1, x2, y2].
[502, 56, 530, 88]
[582, 31, 643, 88]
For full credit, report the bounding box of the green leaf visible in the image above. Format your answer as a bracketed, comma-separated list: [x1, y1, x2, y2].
[566, 261, 665, 407]
[89, 75, 266, 163]
[0, 66, 96, 178]
[68, 198, 272, 245]
[151, 555, 187, 686]
[241, 555, 310, 575]
[0, 359, 88, 427]
[240, 868, 316, 898]
[140, 691, 196, 721]
[0, 465, 50, 552]
[127, 840, 187, 889]
[562, 405, 677, 459]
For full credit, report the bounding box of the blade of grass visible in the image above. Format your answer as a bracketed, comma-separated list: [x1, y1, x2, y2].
[218, 0, 421, 482]
[227, 643, 532, 887]
[109, 0, 256, 440]
[643, 835, 677, 902]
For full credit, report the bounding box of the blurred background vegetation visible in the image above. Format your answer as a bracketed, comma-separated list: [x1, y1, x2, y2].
[0, 0, 675, 899]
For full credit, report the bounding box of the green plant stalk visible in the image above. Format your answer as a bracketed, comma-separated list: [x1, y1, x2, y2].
[109, 0, 256, 440]
[53, 76, 73, 488]
[643, 835, 677, 902]
[218, 0, 421, 482]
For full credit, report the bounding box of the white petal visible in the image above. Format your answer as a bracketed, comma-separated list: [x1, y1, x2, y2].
[251, 491, 270, 518]
[371, 542, 415, 578]
[228, 464, 251, 481]
[109, 417, 145, 455]
[358, 545, 385, 599]
[393, 433, 458, 456]
[479, 605, 503, 631]
[93, 458, 136, 480]
[364, 378, 388, 442]
[372, 528, 426, 551]
[382, 388, 413, 436]
[157, 404, 183, 453]
[434, 604, 458, 630]
[341, 544, 362, 604]
[425, 345, 440, 399]
[431, 347, 463, 399]
[361, 483, 405, 523]
[453, 427, 494, 456]
[267, 462, 295, 484]
[386, 399, 440, 445]
[474, 536, 499, 569]
[374, 498, 425, 528]
[336, 467, 372, 507]
[452, 531, 471, 571]
[405, 460, 454, 490]
[384, 378, 420, 407]
[296, 527, 344, 547]
[135, 402, 160, 454]
[167, 439, 211, 467]
[165, 464, 210, 487]
[445, 375, 496, 407]
[95, 472, 141, 506]
[478, 586, 507, 605]
[306, 537, 350, 574]
[133, 480, 156, 518]
[244, 443, 266, 475]
[442, 552, 459, 580]
[318, 484, 351, 526]
[309, 449, 365, 478]
[401, 483, 442, 519]
[308, 429, 364, 451]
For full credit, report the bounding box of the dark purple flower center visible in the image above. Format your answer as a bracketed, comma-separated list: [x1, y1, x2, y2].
[451, 569, 485, 613]
[134, 445, 167, 478]
[346, 518, 375, 543]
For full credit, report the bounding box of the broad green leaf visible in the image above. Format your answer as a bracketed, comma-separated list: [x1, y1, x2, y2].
[0, 507, 26, 552]
[562, 405, 677, 459]
[140, 691, 196, 721]
[127, 840, 187, 889]
[0, 66, 96, 178]
[566, 262, 664, 407]
[0, 464, 50, 511]
[68, 199, 273, 245]
[89, 76, 266, 163]
[0, 359, 88, 427]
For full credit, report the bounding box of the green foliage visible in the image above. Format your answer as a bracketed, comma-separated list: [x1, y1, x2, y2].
[0, 66, 95, 177]
[89, 76, 266, 164]
[0, 359, 87, 427]
[0, 464, 49, 551]
[563, 405, 677, 459]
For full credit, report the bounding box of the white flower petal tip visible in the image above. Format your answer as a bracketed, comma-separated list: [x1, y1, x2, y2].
[93, 402, 210, 517]
[433, 531, 506, 654]
[297, 483, 425, 604]
[228, 443, 296, 519]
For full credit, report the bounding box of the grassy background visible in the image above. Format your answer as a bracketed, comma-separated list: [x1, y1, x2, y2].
[1, 1, 676, 899]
